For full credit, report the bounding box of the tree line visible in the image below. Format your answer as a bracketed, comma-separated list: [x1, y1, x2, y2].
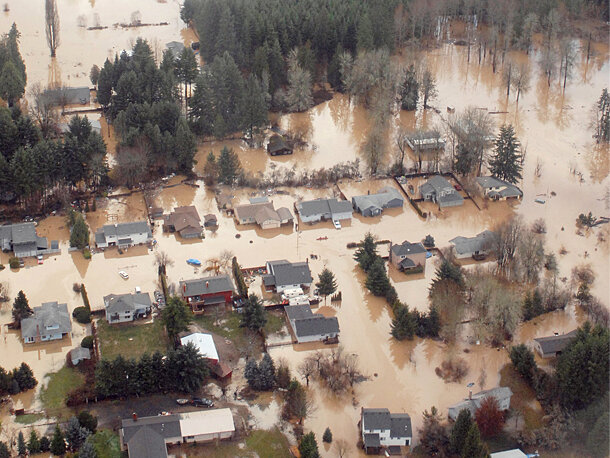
[95, 39, 196, 185]
[0, 362, 37, 396]
[95, 344, 208, 398]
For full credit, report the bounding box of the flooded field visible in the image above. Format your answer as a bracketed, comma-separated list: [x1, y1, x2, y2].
[0, 2, 608, 454]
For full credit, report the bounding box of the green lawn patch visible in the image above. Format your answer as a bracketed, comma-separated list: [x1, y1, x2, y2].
[264, 312, 286, 335]
[14, 413, 43, 424]
[193, 312, 262, 352]
[499, 364, 544, 431]
[90, 430, 123, 458]
[245, 429, 292, 458]
[97, 319, 169, 360]
[40, 366, 85, 417]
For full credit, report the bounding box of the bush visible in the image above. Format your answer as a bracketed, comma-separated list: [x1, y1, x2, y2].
[77, 410, 98, 433]
[0, 264, 4, 271]
[73, 283, 82, 293]
[83, 248, 91, 259]
[72, 307, 91, 324]
[322, 427, 332, 443]
[81, 336, 94, 349]
[9, 257, 19, 269]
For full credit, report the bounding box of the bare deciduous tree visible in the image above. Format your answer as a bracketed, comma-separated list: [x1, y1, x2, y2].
[29, 83, 59, 139]
[511, 62, 531, 103]
[494, 216, 523, 278]
[45, 0, 60, 57]
[334, 438, 350, 458]
[154, 251, 174, 275]
[298, 357, 317, 386]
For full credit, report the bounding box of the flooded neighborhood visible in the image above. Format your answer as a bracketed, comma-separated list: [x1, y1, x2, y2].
[0, 0, 608, 457]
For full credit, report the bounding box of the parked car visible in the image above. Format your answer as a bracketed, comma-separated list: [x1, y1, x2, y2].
[191, 397, 214, 408]
[333, 220, 341, 229]
[118, 270, 129, 279]
[37, 255, 43, 264]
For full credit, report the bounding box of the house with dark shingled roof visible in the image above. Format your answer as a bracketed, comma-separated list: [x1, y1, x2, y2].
[360, 407, 412, 455]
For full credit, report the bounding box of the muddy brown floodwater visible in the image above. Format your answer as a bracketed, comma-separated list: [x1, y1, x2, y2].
[1, 3, 609, 454]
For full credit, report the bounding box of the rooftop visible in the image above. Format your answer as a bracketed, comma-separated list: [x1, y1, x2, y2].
[294, 315, 339, 338]
[165, 206, 202, 232]
[180, 333, 219, 361]
[297, 198, 352, 218]
[352, 187, 404, 212]
[21, 302, 72, 340]
[180, 275, 234, 297]
[534, 330, 578, 355]
[391, 240, 427, 257]
[266, 260, 313, 287]
[449, 230, 497, 255]
[179, 409, 235, 438]
[104, 292, 152, 314]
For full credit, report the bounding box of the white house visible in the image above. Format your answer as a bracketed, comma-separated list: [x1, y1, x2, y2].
[285, 305, 339, 344]
[104, 292, 152, 324]
[296, 198, 353, 223]
[94, 221, 152, 249]
[180, 409, 235, 443]
[448, 387, 513, 421]
[263, 260, 313, 293]
[361, 408, 412, 455]
[21, 302, 72, 344]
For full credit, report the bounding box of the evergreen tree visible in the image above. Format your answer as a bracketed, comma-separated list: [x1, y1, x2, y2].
[14, 362, 37, 391]
[431, 260, 464, 289]
[258, 353, 276, 390]
[70, 214, 90, 249]
[391, 304, 417, 340]
[315, 268, 338, 301]
[65, 415, 91, 451]
[0, 60, 25, 106]
[27, 430, 41, 454]
[283, 379, 309, 423]
[0, 367, 12, 395]
[12, 290, 33, 326]
[39, 436, 50, 452]
[174, 117, 196, 172]
[489, 124, 522, 184]
[419, 407, 450, 456]
[239, 293, 267, 331]
[202, 151, 219, 185]
[17, 431, 26, 456]
[299, 432, 320, 458]
[96, 59, 113, 108]
[596, 88, 609, 143]
[461, 423, 488, 458]
[78, 440, 97, 458]
[244, 358, 260, 390]
[365, 257, 391, 296]
[266, 37, 286, 94]
[160, 296, 193, 342]
[176, 47, 198, 106]
[77, 411, 98, 434]
[89, 65, 100, 87]
[354, 232, 378, 272]
[450, 409, 473, 455]
[0, 442, 8, 458]
[587, 411, 609, 457]
[242, 74, 268, 140]
[522, 289, 544, 321]
[356, 13, 374, 51]
[400, 64, 419, 110]
[217, 146, 241, 184]
[50, 424, 66, 456]
[166, 343, 209, 393]
[285, 50, 313, 112]
[322, 427, 332, 443]
[232, 257, 248, 297]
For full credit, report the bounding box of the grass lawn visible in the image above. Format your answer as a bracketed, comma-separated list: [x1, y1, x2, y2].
[499, 364, 544, 431]
[193, 312, 262, 352]
[264, 311, 286, 335]
[40, 366, 85, 418]
[14, 413, 43, 424]
[97, 319, 169, 360]
[169, 428, 291, 458]
[90, 430, 123, 458]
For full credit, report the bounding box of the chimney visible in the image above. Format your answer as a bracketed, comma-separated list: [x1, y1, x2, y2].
[183, 283, 186, 293]
[132, 412, 137, 421]
[206, 281, 209, 288]
[469, 390, 472, 400]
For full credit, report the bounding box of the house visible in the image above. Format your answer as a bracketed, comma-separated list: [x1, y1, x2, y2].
[120, 410, 235, 458]
[234, 202, 293, 230]
[70, 347, 91, 365]
[352, 187, 404, 217]
[448, 387, 513, 420]
[419, 175, 464, 208]
[476, 176, 523, 201]
[360, 408, 412, 455]
[389, 241, 427, 272]
[533, 330, 577, 358]
[216, 193, 234, 212]
[164, 206, 203, 239]
[179, 275, 235, 314]
[151, 207, 164, 219]
[94, 221, 152, 249]
[180, 332, 232, 379]
[449, 230, 497, 259]
[104, 292, 152, 324]
[165, 40, 185, 58]
[203, 214, 218, 228]
[296, 198, 353, 224]
[263, 260, 313, 293]
[43, 86, 90, 106]
[249, 196, 269, 204]
[490, 449, 528, 458]
[285, 304, 339, 343]
[0, 223, 50, 258]
[267, 134, 293, 155]
[21, 302, 72, 344]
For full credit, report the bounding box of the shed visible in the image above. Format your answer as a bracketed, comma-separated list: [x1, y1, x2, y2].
[267, 134, 293, 155]
[70, 347, 91, 365]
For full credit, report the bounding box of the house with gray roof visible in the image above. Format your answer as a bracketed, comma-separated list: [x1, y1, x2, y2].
[448, 387, 513, 420]
[94, 221, 152, 249]
[165, 41, 185, 58]
[352, 187, 404, 217]
[70, 347, 91, 365]
[163, 206, 203, 239]
[104, 292, 152, 324]
[533, 330, 577, 358]
[389, 241, 427, 272]
[267, 134, 293, 155]
[285, 304, 339, 343]
[43, 86, 90, 106]
[234, 201, 293, 230]
[263, 260, 313, 293]
[179, 275, 235, 314]
[296, 198, 353, 224]
[419, 175, 464, 208]
[449, 230, 497, 259]
[21, 302, 72, 344]
[360, 408, 412, 455]
[0, 223, 50, 258]
[476, 176, 523, 201]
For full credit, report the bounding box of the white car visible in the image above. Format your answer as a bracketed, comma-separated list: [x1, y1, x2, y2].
[118, 270, 129, 280]
[333, 220, 341, 230]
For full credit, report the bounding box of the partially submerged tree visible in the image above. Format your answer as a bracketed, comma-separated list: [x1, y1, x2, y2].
[285, 49, 313, 112]
[45, 0, 60, 57]
[12, 290, 32, 327]
[420, 68, 437, 109]
[595, 88, 609, 143]
[315, 268, 337, 302]
[489, 124, 522, 184]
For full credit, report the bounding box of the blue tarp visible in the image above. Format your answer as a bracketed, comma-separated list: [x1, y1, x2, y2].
[187, 258, 201, 266]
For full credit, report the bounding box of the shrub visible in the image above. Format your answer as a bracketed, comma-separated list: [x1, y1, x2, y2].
[322, 427, 332, 443]
[77, 410, 98, 433]
[0, 264, 4, 271]
[83, 248, 91, 259]
[81, 336, 94, 349]
[72, 307, 91, 324]
[9, 257, 19, 269]
[73, 283, 82, 293]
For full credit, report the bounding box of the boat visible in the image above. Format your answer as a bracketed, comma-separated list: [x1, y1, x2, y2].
[176, 398, 189, 405]
[187, 258, 202, 266]
[316, 236, 328, 241]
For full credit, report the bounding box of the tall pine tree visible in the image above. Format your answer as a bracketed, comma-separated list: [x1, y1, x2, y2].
[489, 124, 522, 184]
